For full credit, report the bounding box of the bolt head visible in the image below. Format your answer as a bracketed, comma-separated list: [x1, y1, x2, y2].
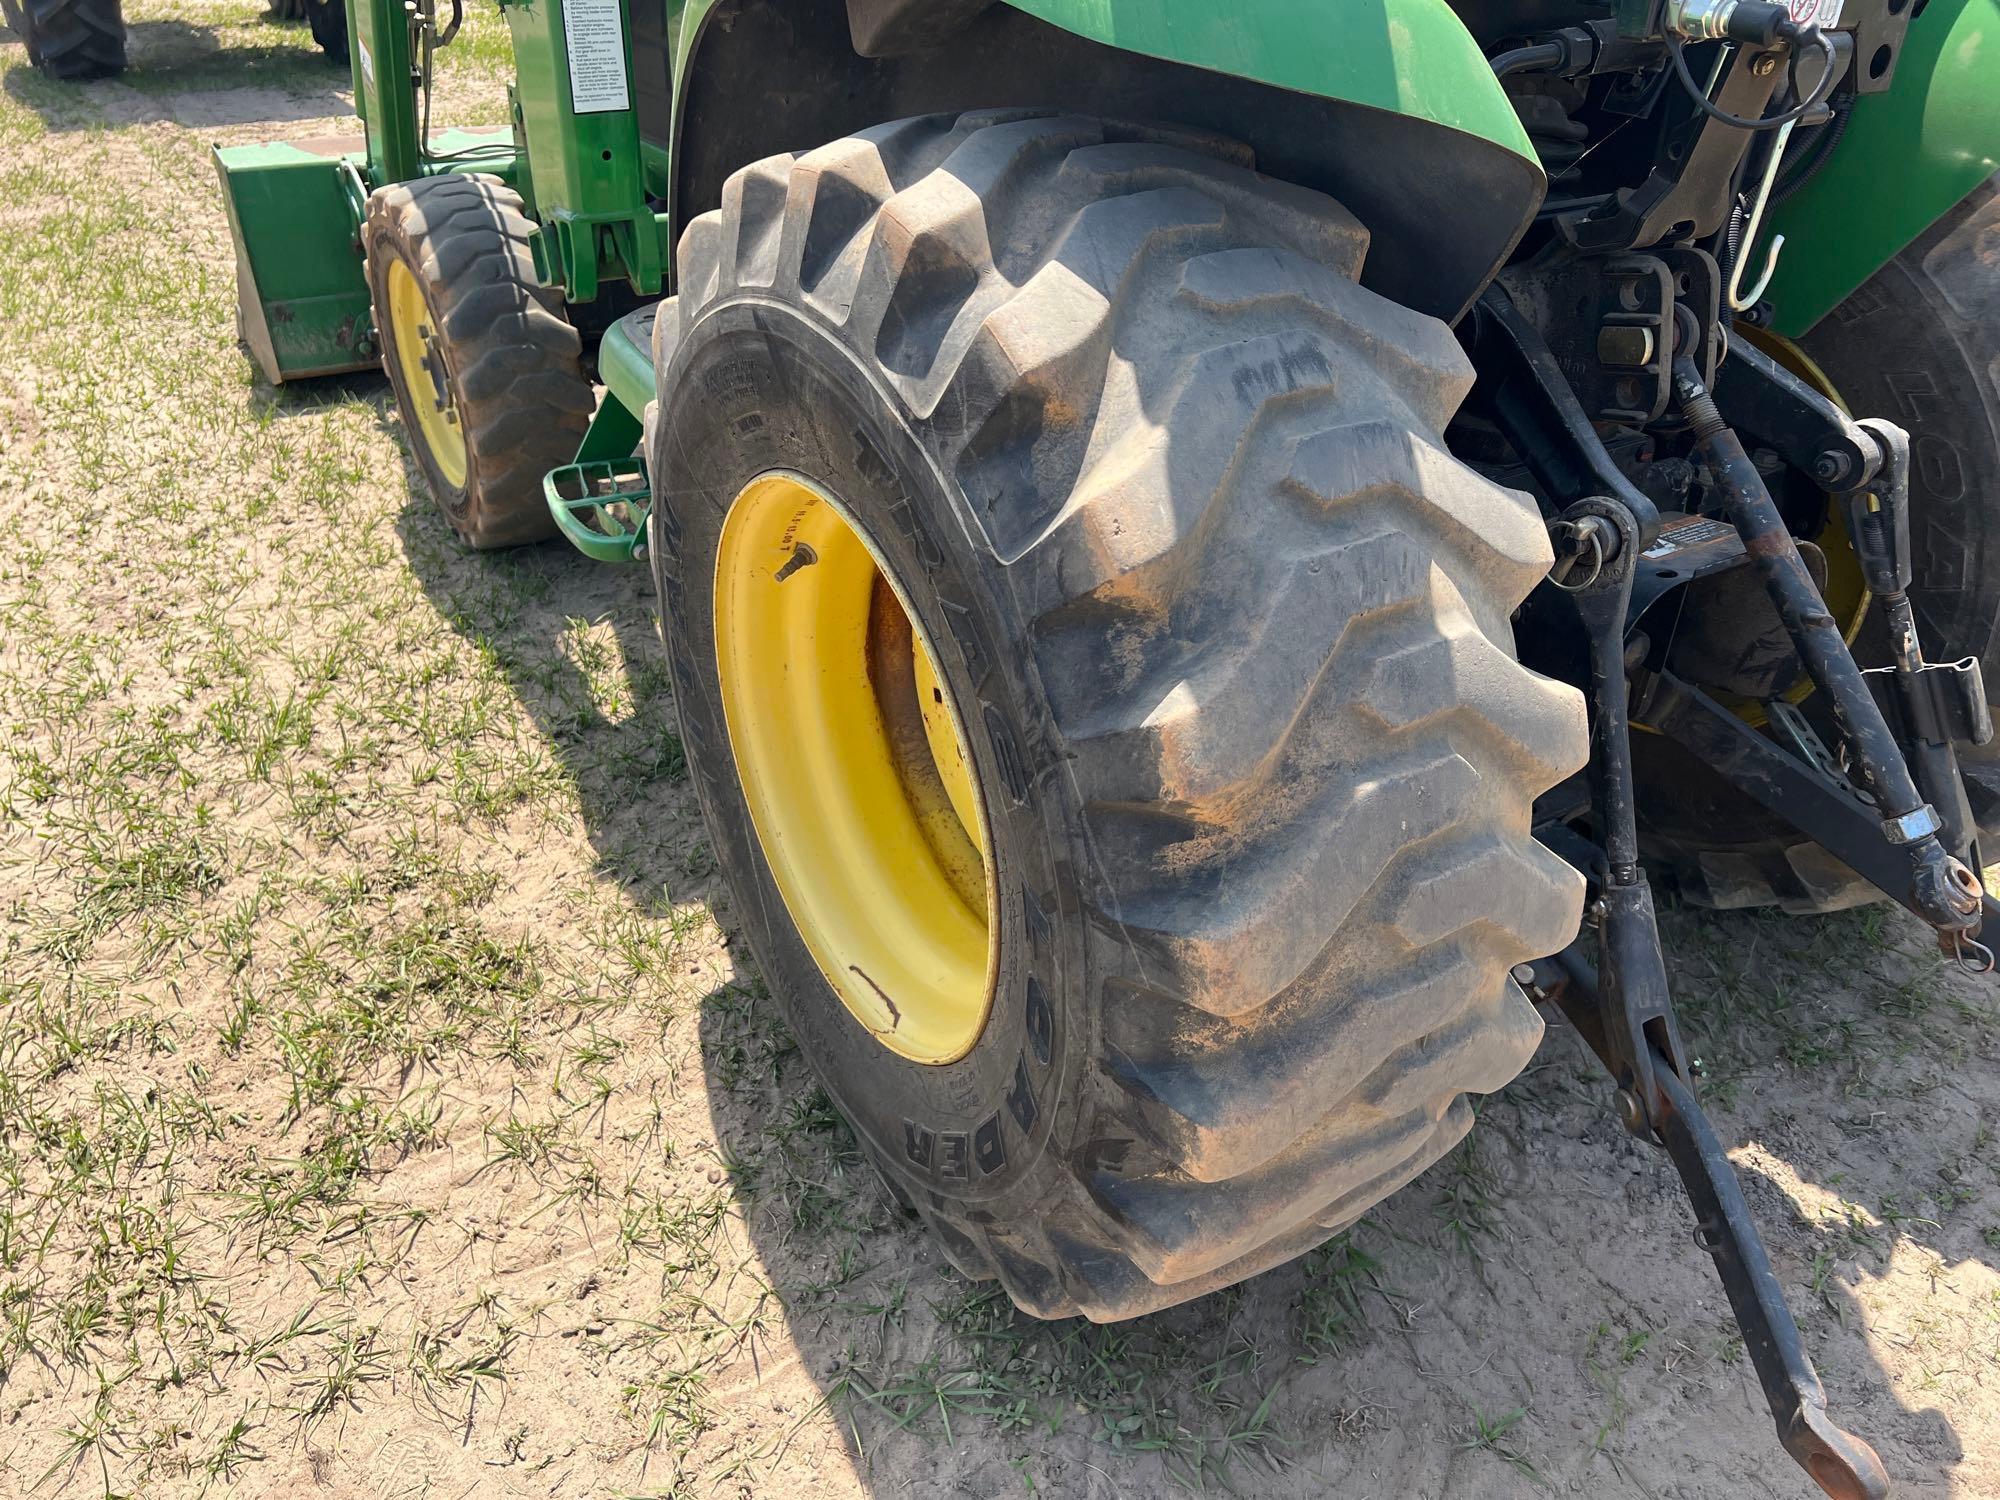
[1812, 452, 1848, 485]
[1751, 52, 1779, 75]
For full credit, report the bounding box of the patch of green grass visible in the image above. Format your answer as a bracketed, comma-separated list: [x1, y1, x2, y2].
[1432, 1132, 1503, 1258]
[1458, 1403, 1545, 1486]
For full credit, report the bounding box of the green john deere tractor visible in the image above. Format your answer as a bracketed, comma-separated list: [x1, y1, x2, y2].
[0, 0, 345, 78]
[209, 1, 1996, 1492]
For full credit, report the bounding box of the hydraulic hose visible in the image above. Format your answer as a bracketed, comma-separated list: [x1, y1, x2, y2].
[1668, 26, 1838, 130]
[1772, 96, 1852, 208]
[1491, 41, 1565, 77]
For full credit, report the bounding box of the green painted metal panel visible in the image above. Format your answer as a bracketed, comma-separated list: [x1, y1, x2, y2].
[216, 127, 523, 384]
[597, 313, 657, 420]
[213, 140, 376, 384]
[664, 0, 1533, 162]
[352, 0, 419, 185]
[506, 0, 671, 299]
[1767, 0, 2000, 335]
[998, 0, 1536, 160]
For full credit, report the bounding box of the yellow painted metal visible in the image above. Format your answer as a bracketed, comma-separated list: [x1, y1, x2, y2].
[913, 643, 984, 860]
[713, 473, 997, 1064]
[387, 258, 467, 489]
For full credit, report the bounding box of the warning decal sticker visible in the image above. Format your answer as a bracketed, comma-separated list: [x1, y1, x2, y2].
[564, 0, 631, 115]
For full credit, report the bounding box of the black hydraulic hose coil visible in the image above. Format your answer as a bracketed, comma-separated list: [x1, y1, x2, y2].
[1773, 96, 1853, 208]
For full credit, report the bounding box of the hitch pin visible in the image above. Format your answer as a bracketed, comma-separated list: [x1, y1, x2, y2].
[1728, 116, 1796, 312]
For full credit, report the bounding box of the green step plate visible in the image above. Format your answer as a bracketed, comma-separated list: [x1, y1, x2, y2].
[544, 457, 652, 563]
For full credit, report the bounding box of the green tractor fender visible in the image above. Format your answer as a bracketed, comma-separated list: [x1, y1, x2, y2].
[1767, 0, 2000, 335]
[993, 0, 1535, 158]
[665, 0, 1546, 323]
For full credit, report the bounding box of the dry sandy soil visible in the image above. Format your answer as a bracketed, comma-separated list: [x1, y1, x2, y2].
[0, 5, 1995, 1497]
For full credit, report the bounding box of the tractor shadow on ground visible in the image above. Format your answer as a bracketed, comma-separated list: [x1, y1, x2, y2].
[380, 410, 711, 917]
[2, 20, 349, 130]
[379, 431, 1997, 1494]
[673, 927, 1988, 1498]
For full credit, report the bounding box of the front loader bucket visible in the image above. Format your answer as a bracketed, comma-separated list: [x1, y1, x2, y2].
[213, 136, 377, 385]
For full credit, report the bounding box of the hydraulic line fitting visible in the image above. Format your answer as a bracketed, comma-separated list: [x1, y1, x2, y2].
[1664, 0, 1793, 44]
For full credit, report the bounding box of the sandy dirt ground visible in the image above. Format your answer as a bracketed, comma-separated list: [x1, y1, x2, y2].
[0, 5, 1995, 1497]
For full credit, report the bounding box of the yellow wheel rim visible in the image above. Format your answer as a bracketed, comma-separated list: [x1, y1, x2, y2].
[714, 473, 997, 1064]
[387, 258, 468, 490]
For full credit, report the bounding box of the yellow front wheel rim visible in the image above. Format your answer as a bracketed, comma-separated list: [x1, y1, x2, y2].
[714, 473, 997, 1064]
[387, 258, 468, 490]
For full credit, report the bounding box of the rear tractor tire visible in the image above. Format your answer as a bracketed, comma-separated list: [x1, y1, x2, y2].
[3, 0, 124, 79]
[647, 111, 1589, 1319]
[364, 174, 591, 549]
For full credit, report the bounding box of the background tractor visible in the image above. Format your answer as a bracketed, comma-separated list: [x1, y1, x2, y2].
[0, 0, 343, 76]
[203, 0, 1997, 1493]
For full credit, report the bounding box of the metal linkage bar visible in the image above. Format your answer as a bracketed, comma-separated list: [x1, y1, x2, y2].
[1671, 355, 1985, 940]
[1653, 1060, 1890, 1500]
[1525, 951, 1890, 1500]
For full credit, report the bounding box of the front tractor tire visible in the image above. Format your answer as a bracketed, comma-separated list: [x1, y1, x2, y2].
[648, 111, 1589, 1319]
[364, 175, 591, 549]
[266, 0, 346, 59]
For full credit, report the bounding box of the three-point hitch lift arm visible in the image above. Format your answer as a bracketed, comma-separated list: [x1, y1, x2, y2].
[1472, 276, 1995, 1500]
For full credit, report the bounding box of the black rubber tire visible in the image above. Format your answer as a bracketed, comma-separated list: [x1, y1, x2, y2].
[1639, 174, 2000, 913]
[647, 111, 1588, 1320]
[6, 0, 123, 79]
[0, 0, 39, 67]
[304, 0, 345, 63]
[363, 174, 591, 549]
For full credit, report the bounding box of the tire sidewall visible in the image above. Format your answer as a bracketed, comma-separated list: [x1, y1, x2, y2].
[649, 298, 1087, 1212]
[1802, 243, 2000, 673]
[2, 0, 42, 65]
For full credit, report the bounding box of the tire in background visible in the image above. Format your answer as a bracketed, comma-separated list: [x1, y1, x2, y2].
[363, 174, 591, 549]
[1638, 175, 2000, 912]
[0, 0, 40, 67]
[648, 110, 1588, 1319]
[6, 0, 123, 79]
[304, 0, 345, 63]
